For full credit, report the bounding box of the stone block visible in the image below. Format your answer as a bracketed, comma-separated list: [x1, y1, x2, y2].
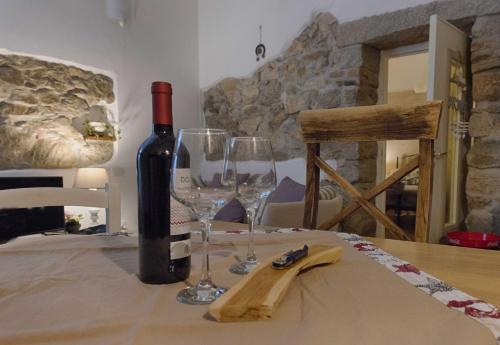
[467, 137, 500, 168]
[473, 69, 500, 103]
[241, 82, 259, 103]
[471, 14, 500, 73]
[466, 167, 500, 197]
[239, 116, 261, 135]
[283, 93, 306, 115]
[341, 87, 358, 105]
[272, 115, 305, 160]
[465, 209, 493, 232]
[258, 79, 282, 106]
[337, 0, 500, 48]
[258, 61, 280, 81]
[317, 87, 340, 109]
[334, 45, 364, 70]
[0, 65, 23, 85]
[221, 78, 242, 104]
[466, 191, 493, 210]
[468, 110, 494, 137]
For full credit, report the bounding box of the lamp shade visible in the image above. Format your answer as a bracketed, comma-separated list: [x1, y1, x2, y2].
[74, 168, 109, 189]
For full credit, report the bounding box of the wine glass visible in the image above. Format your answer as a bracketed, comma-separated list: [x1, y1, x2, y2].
[227, 137, 277, 275]
[171, 128, 235, 305]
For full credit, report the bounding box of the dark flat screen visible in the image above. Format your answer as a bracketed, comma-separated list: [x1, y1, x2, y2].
[0, 177, 65, 241]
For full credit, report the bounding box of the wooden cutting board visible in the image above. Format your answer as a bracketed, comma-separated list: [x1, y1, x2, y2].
[209, 245, 343, 322]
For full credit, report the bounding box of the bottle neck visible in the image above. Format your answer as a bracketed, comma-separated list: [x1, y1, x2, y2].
[152, 89, 173, 126]
[153, 124, 173, 135]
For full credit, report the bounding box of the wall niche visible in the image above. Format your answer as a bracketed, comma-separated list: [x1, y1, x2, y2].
[0, 51, 117, 169]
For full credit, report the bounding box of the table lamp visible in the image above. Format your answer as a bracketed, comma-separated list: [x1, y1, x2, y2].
[74, 168, 109, 226]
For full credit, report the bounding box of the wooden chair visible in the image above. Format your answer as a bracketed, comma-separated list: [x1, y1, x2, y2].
[0, 183, 121, 234]
[299, 101, 442, 242]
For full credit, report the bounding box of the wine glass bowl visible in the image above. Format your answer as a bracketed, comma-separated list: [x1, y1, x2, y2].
[226, 137, 277, 275]
[171, 128, 235, 304]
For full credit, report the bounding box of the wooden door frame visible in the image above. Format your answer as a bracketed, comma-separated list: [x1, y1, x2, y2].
[427, 15, 469, 239]
[376, 42, 429, 238]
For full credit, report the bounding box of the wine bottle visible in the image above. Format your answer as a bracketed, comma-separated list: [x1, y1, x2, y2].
[137, 81, 190, 284]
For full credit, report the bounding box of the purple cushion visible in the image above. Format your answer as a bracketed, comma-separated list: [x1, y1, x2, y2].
[268, 177, 305, 203]
[214, 198, 246, 223]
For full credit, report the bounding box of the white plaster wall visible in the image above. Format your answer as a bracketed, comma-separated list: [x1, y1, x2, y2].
[0, 0, 200, 231]
[198, 0, 438, 88]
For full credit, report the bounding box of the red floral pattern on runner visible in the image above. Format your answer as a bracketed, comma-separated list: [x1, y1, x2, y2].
[353, 243, 376, 251]
[393, 263, 420, 274]
[448, 300, 500, 319]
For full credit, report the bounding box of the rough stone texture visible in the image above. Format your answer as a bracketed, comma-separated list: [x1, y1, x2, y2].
[0, 54, 115, 169]
[467, 138, 500, 169]
[466, 13, 500, 233]
[473, 69, 500, 113]
[203, 13, 379, 235]
[471, 14, 500, 73]
[337, 0, 500, 49]
[468, 110, 498, 137]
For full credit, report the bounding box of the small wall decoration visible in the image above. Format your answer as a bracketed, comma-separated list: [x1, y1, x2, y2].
[0, 50, 118, 170]
[255, 25, 266, 62]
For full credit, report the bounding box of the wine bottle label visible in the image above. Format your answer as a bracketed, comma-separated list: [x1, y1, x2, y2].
[170, 168, 193, 236]
[170, 239, 191, 260]
[175, 168, 191, 188]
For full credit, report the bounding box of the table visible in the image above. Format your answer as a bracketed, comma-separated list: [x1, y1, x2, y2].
[211, 221, 500, 308]
[368, 237, 500, 308]
[0, 227, 498, 345]
[202, 222, 499, 342]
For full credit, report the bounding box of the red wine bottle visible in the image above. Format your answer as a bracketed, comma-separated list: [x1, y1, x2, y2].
[137, 81, 190, 284]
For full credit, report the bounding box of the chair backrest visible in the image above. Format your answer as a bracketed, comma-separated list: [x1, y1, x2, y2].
[0, 183, 121, 234]
[299, 101, 442, 242]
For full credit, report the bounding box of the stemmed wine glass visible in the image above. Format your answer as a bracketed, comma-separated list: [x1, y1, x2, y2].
[227, 137, 277, 275]
[171, 128, 235, 304]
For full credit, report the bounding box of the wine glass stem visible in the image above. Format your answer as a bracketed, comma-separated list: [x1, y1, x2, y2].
[198, 218, 213, 287]
[246, 207, 257, 263]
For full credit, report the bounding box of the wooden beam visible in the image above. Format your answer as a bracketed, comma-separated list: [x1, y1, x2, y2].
[415, 140, 433, 242]
[314, 156, 411, 241]
[299, 101, 442, 142]
[303, 143, 320, 229]
[319, 156, 420, 230]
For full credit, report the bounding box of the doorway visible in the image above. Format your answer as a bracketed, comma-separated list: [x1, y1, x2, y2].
[376, 15, 469, 242]
[384, 51, 428, 235]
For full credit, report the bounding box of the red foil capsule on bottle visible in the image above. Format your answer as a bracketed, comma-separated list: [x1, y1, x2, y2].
[151, 81, 173, 125]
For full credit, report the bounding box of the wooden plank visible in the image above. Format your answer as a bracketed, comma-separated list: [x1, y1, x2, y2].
[415, 140, 434, 242]
[319, 156, 419, 230]
[303, 143, 320, 229]
[0, 187, 108, 209]
[299, 101, 442, 142]
[209, 245, 343, 322]
[314, 157, 411, 241]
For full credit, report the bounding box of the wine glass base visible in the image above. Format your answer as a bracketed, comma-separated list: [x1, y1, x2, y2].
[229, 260, 259, 275]
[177, 285, 227, 305]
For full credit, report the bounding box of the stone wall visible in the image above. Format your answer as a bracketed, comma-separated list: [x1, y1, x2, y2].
[466, 14, 500, 234]
[203, 2, 500, 236]
[0, 53, 116, 169]
[203, 13, 379, 235]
